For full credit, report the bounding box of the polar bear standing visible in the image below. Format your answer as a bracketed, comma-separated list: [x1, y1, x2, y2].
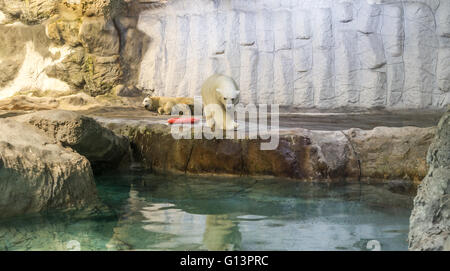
[201, 74, 240, 130]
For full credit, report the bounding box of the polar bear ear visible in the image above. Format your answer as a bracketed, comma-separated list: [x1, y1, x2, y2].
[216, 88, 224, 96]
[235, 90, 240, 96]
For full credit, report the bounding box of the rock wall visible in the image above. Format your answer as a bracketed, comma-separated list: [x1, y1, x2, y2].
[0, 0, 159, 99]
[409, 108, 450, 250]
[138, 0, 450, 109]
[1, 0, 449, 109]
[102, 121, 434, 183]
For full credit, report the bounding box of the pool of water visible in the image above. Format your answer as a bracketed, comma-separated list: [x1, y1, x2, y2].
[0, 173, 415, 251]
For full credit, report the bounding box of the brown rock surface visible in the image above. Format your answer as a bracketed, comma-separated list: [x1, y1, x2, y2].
[79, 16, 119, 56]
[345, 127, 435, 183]
[0, 118, 98, 218]
[104, 121, 432, 183]
[13, 110, 130, 171]
[0, 0, 153, 98]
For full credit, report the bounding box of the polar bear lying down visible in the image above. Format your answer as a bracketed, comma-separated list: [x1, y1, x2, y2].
[201, 74, 240, 130]
[143, 96, 194, 115]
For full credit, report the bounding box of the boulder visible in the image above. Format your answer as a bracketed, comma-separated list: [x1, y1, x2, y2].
[0, 119, 98, 218]
[14, 110, 130, 172]
[345, 126, 435, 183]
[409, 110, 450, 250]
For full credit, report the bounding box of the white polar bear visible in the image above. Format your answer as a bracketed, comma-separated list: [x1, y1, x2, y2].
[201, 74, 240, 130]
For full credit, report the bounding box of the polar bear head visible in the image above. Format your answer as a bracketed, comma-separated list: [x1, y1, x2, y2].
[143, 96, 156, 111]
[217, 88, 240, 110]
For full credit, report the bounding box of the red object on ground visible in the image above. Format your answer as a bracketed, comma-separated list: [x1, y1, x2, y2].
[168, 117, 200, 124]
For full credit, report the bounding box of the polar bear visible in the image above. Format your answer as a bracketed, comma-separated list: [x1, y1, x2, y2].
[201, 74, 240, 130]
[143, 96, 194, 115]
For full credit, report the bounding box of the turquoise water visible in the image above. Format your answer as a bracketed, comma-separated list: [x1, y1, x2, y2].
[0, 173, 414, 251]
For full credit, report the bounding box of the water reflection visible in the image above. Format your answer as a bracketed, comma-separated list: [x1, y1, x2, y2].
[106, 186, 241, 251]
[0, 173, 414, 251]
[203, 214, 241, 251]
[102, 174, 413, 251]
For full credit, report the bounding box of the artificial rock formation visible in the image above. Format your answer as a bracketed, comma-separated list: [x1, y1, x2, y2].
[1, 0, 448, 110]
[409, 109, 450, 250]
[13, 110, 130, 172]
[0, 92, 144, 111]
[0, 0, 158, 99]
[345, 126, 435, 183]
[0, 118, 98, 218]
[102, 121, 434, 183]
[139, 0, 450, 109]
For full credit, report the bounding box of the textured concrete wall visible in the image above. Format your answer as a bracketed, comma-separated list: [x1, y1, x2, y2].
[137, 0, 450, 109]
